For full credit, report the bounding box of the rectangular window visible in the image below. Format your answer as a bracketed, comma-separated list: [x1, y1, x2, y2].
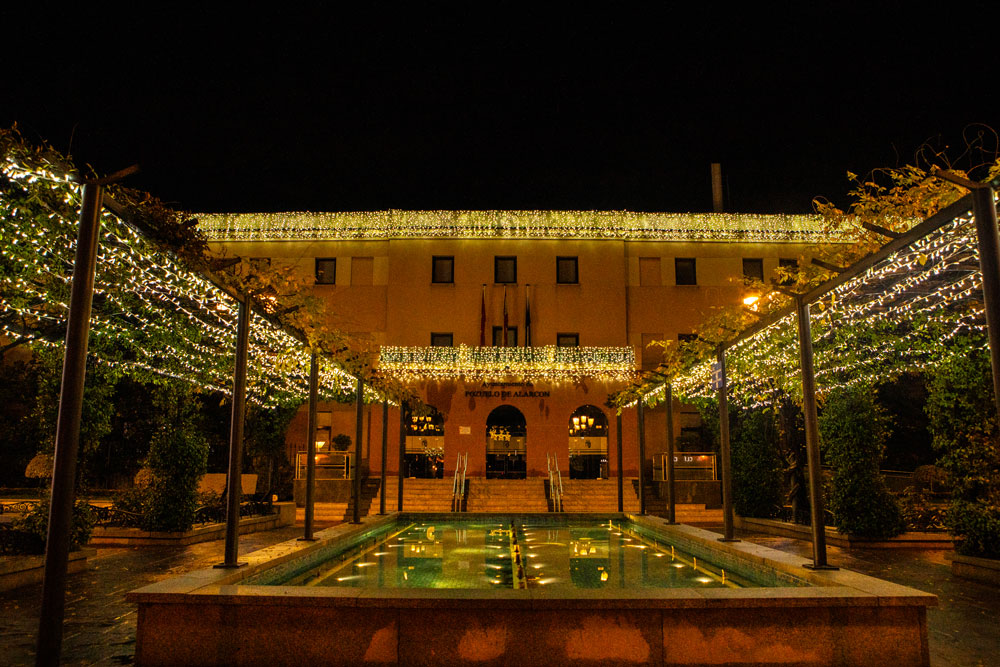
[494, 256, 517, 284]
[315, 258, 336, 284]
[430, 332, 453, 347]
[556, 333, 579, 347]
[492, 326, 518, 347]
[639, 257, 661, 286]
[742, 258, 764, 282]
[556, 256, 578, 284]
[777, 258, 798, 286]
[432, 256, 454, 283]
[351, 257, 373, 285]
[675, 258, 696, 285]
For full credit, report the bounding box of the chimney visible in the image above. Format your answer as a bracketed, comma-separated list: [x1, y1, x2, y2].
[711, 163, 724, 213]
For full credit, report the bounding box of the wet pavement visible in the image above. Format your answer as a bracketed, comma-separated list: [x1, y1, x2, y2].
[0, 521, 997, 666]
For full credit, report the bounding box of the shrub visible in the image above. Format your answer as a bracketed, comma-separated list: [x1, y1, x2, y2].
[12, 496, 95, 551]
[731, 408, 783, 518]
[331, 433, 352, 451]
[899, 488, 948, 532]
[925, 343, 1000, 558]
[818, 385, 904, 538]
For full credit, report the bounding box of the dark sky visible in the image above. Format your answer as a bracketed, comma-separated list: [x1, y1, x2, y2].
[4, 4, 998, 214]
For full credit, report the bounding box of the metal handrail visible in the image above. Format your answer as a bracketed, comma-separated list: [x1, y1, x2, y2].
[452, 452, 467, 512]
[547, 453, 563, 512]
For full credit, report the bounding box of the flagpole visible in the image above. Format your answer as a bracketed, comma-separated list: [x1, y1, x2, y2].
[525, 284, 531, 347]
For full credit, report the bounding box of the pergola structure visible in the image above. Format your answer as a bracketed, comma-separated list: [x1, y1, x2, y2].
[614, 177, 1000, 570]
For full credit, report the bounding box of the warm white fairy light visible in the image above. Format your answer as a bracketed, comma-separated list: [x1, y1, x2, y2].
[623, 207, 991, 409]
[1, 153, 366, 408]
[379, 345, 636, 382]
[197, 210, 844, 243]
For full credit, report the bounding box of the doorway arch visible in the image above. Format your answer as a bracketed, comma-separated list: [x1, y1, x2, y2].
[568, 405, 609, 479]
[485, 405, 527, 479]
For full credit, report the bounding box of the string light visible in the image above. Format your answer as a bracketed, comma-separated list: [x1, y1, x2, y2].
[379, 345, 636, 382]
[197, 210, 844, 243]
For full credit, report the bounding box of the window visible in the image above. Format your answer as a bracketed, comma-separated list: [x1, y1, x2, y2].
[556, 333, 579, 347]
[494, 256, 517, 284]
[639, 257, 661, 286]
[492, 326, 518, 347]
[675, 258, 696, 285]
[776, 258, 798, 286]
[432, 256, 454, 283]
[742, 258, 764, 282]
[351, 257, 373, 285]
[430, 332, 453, 347]
[315, 258, 336, 284]
[556, 256, 578, 284]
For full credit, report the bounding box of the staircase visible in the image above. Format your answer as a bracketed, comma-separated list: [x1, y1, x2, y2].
[559, 478, 640, 512]
[466, 479, 549, 512]
[294, 478, 381, 524]
[635, 480, 724, 524]
[370, 478, 458, 512]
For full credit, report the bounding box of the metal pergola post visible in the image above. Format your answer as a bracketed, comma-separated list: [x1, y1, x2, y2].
[637, 399, 647, 515]
[36, 182, 103, 667]
[616, 411, 624, 512]
[397, 402, 406, 511]
[379, 400, 389, 514]
[716, 346, 738, 542]
[300, 352, 319, 541]
[352, 376, 364, 524]
[796, 297, 834, 569]
[664, 383, 677, 524]
[218, 292, 251, 568]
[971, 185, 1000, 425]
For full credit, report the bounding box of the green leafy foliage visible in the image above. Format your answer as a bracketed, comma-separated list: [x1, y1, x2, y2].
[730, 408, 783, 518]
[143, 382, 209, 532]
[925, 341, 1000, 557]
[819, 385, 904, 538]
[12, 494, 95, 551]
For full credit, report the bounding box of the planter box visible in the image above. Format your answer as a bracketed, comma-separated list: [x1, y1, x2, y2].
[0, 548, 95, 592]
[735, 516, 955, 549]
[89, 502, 295, 547]
[948, 552, 1000, 585]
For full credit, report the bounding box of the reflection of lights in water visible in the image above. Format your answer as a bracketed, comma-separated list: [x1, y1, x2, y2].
[672, 564, 684, 569]
[387, 544, 404, 548]
[537, 578, 558, 585]
[374, 552, 389, 557]
[403, 571, 408, 580]
[531, 564, 543, 569]
[600, 570, 609, 582]
[696, 577, 712, 584]
[526, 554, 537, 558]
[486, 564, 502, 570]
[355, 562, 376, 568]
[336, 575, 364, 582]
[486, 545, 502, 550]
[655, 553, 664, 558]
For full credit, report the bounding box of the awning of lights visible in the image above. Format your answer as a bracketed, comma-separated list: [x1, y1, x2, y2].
[1, 150, 365, 408]
[628, 196, 989, 409]
[198, 210, 843, 243]
[379, 345, 637, 382]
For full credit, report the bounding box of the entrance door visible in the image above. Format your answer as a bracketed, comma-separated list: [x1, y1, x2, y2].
[404, 409, 445, 478]
[485, 405, 527, 479]
[568, 405, 609, 479]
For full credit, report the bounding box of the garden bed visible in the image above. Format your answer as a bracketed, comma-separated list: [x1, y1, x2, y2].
[89, 502, 295, 546]
[947, 552, 1000, 586]
[0, 547, 95, 592]
[735, 516, 954, 549]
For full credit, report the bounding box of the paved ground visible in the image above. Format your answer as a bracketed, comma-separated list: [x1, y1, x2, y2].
[1, 521, 997, 666]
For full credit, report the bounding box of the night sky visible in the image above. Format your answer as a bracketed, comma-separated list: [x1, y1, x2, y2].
[4, 4, 998, 215]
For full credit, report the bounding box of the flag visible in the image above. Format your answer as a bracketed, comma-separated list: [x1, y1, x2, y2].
[524, 284, 531, 347]
[480, 284, 486, 346]
[502, 285, 508, 347]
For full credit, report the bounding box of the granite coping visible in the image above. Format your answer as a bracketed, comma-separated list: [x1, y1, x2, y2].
[128, 512, 937, 612]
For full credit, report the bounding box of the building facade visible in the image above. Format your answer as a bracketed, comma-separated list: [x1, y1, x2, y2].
[199, 211, 827, 490]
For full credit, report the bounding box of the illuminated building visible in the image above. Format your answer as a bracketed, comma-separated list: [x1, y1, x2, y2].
[199, 211, 835, 502]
